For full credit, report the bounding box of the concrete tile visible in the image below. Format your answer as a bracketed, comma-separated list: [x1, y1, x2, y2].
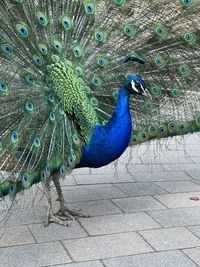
[63, 232, 153, 261]
[132, 171, 191, 182]
[0, 199, 12, 211]
[148, 207, 200, 227]
[162, 164, 200, 171]
[127, 164, 163, 173]
[116, 147, 143, 164]
[0, 206, 46, 226]
[186, 170, 200, 180]
[193, 180, 200, 185]
[191, 158, 200, 164]
[61, 184, 126, 202]
[74, 173, 134, 185]
[29, 221, 87, 242]
[79, 212, 160, 235]
[0, 190, 123, 227]
[103, 250, 197, 267]
[155, 181, 200, 193]
[184, 144, 200, 150]
[60, 176, 77, 186]
[0, 225, 35, 247]
[155, 192, 200, 208]
[91, 164, 128, 174]
[0, 242, 71, 267]
[141, 151, 194, 164]
[114, 182, 167, 197]
[113, 196, 166, 212]
[188, 225, 200, 239]
[140, 227, 200, 251]
[164, 144, 200, 152]
[183, 247, 200, 266]
[68, 200, 122, 216]
[51, 261, 104, 267]
[72, 168, 91, 175]
[184, 149, 200, 157]
[178, 133, 200, 144]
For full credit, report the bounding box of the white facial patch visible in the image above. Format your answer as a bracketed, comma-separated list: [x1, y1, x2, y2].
[131, 80, 139, 93]
[131, 80, 152, 99]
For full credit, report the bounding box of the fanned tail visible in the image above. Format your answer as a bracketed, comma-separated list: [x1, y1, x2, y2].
[79, 0, 200, 141]
[0, 0, 86, 198]
[0, 0, 200, 199]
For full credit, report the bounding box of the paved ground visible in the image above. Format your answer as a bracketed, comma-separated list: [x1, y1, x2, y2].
[0, 134, 200, 267]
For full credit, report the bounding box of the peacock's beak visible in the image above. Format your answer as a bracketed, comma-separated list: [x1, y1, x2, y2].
[142, 87, 152, 99]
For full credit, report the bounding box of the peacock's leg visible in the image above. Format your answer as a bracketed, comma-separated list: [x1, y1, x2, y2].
[52, 172, 90, 220]
[44, 181, 69, 227]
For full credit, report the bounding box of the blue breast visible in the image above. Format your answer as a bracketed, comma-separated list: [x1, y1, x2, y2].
[77, 86, 132, 168]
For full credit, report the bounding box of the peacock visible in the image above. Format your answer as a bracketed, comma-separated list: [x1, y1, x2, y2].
[0, 0, 200, 226]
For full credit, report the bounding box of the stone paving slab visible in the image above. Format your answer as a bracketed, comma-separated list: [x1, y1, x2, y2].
[61, 184, 127, 202]
[183, 247, 200, 266]
[162, 163, 200, 171]
[148, 207, 200, 227]
[155, 192, 200, 208]
[60, 176, 77, 186]
[0, 133, 200, 267]
[63, 232, 153, 261]
[170, 134, 200, 145]
[79, 212, 160, 235]
[0, 242, 71, 267]
[140, 151, 195, 164]
[184, 149, 200, 157]
[115, 148, 143, 164]
[186, 170, 200, 180]
[0, 225, 35, 247]
[191, 157, 200, 164]
[72, 168, 91, 175]
[127, 164, 164, 173]
[50, 261, 104, 267]
[155, 181, 200, 193]
[187, 226, 200, 239]
[167, 144, 200, 151]
[90, 164, 128, 174]
[28, 221, 87, 242]
[74, 173, 135, 185]
[0, 206, 46, 226]
[114, 182, 167, 197]
[103, 250, 198, 267]
[139, 227, 200, 251]
[112, 196, 166, 212]
[132, 171, 191, 182]
[68, 199, 122, 216]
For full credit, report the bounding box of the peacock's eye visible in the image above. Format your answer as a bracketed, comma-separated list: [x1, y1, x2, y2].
[134, 82, 141, 89]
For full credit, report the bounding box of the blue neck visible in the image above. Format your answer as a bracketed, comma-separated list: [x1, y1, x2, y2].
[106, 86, 130, 128]
[77, 86, 132, 168]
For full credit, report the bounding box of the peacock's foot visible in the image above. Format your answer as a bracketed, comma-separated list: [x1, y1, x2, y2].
[55, 205, 90, 220]
[44, 207, 70, 227]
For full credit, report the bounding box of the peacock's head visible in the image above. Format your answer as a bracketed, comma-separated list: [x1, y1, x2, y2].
[125, 75, 151, 97]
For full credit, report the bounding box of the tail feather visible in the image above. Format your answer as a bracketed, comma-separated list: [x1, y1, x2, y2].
[0, 0, 200, 199]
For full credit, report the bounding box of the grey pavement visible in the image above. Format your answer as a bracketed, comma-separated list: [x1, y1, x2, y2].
[0, 134, 200, 266]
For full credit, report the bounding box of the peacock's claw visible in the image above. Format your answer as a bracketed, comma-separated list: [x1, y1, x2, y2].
[45, 206, 70, 227]
[52, 174, 90, 221]
[55, 206, 91, 220]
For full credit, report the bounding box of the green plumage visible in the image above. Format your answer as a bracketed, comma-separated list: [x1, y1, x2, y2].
[0, 0, 200, 202]
[48, 61, 99, 141]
